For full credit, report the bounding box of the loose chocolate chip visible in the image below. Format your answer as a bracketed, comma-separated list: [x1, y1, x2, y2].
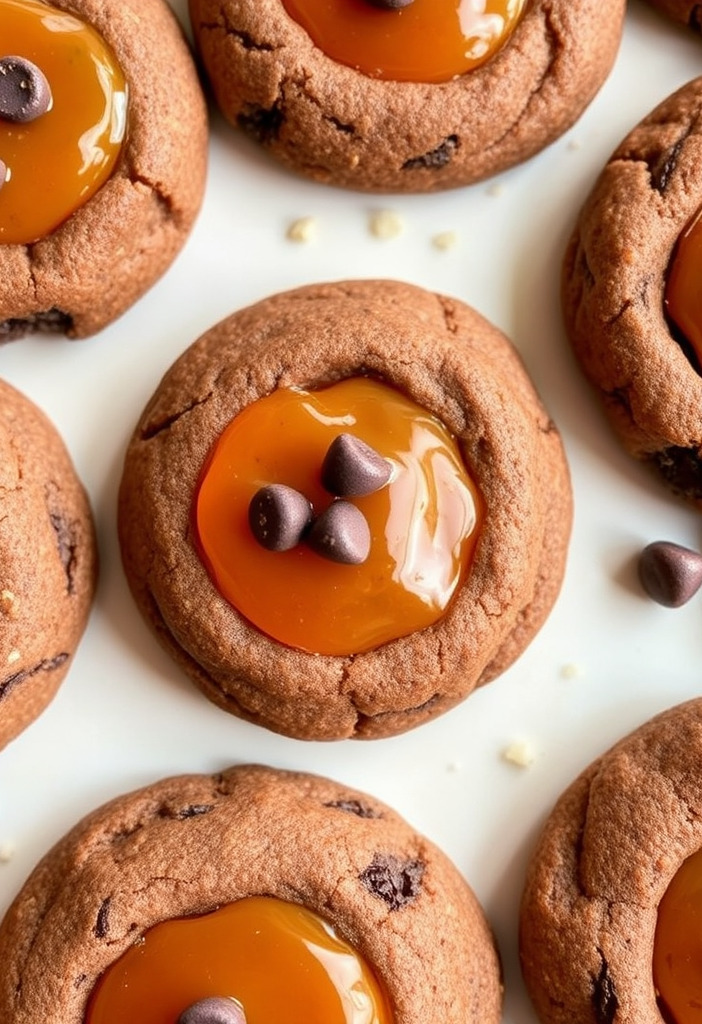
[0, 56, 52, 124]
[359, 853, 424, 910]
[638, 541, 702, 608]
[178, 997, 246, 1024]
[307, 501, 371, 564]
[367, 0, 415, 7]
[248, 484, 312, 551]
[321, 434, 391, 497]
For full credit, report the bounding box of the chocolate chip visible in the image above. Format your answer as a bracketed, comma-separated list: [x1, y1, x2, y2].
[359, 853, 424, 910]
[638, 541, 702, 608]
[307, 501, 371, 564]
[0, 56, 52, 124]
[402, 135, 460, 171]
[93, 897, 111, 939]
[591, 951, 619, 1024]
[178, 998, 246, 1024]
[324, 799, 382, 818]
[321, 434, 391, 497]
[248, 484, 312, 551]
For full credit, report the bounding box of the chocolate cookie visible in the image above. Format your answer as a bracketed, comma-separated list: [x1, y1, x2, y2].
[118, 280, 572, 740]
[0, 379, 97, 750]
[563, 77, 702, 506]
[0, 764, 503, 1023]
[188, 0, 625, 192]
[643, 0, 702, 30]
[519, 698, 702, 1024]
[0, 0, 207, 341]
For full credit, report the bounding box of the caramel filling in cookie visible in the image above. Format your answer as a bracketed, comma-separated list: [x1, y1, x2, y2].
[194, 377, 482, 656]
[664, 207, 702, 368]
[280, 0, 527, 83]
[85, 896, 392, 1023]
[0, 0, 127, 245]
[653, 847, 702, 1024]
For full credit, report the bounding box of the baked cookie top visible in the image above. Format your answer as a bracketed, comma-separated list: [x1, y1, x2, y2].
[0, 764, 503, 1024]
[118, 279, 572, 740]
[563, 76, 702, 506]
[520, 697, 702, 1024]
[189, 0, 625, 191]
[0, 378, 97, 750]
[0, 0, 207, 340]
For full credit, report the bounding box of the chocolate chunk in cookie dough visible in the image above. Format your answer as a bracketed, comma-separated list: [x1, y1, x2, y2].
[0, 379, 97, 751]
[0, 0, 207, 340]
[520, 698, 702, 1024]
[0, 765, 503, 1024]
[563, 77, 702, 508]
[118, 280, 572, 740]
[188, 0, 625, 192]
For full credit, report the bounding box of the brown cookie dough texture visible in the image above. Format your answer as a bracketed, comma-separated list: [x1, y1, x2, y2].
[118, 280, 572, 740]
[563, 77, 702, 506]
[0, 380, 97, 750]
[0, 764, 503, 1023]
[644, 0, 702, 30]
[188, 0, 625, 192]
[520, 698, 702, 1024]
[0, 0, 207, 342]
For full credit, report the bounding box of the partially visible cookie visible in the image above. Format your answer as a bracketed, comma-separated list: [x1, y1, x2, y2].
[0, 380, 97, 750]
[118, 279, 572, 740]
[520, 698, 702, 1024]
[0, 764, 503, 1023]
[563, 76, 702, 506]
[0, 0, 207, 341]
[643, 0, 702, 30]
[188, 0, 625, 192]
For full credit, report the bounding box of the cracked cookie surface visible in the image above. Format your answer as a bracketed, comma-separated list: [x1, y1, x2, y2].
[117, 279, 572, 740]
[0, 0, 207, 341]
[188, 0, 625, 192]
[519, 698, 702, 1024]
[0, 379, 97, 750]
[563, 77, 702, 505]
[0, 763, 503, 1023]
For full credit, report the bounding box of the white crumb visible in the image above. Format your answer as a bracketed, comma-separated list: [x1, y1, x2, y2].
[368, 209, 404, 239]
[502, 740, 536, 768]
[432, 230, 458, 251]
[567, 138, 583, 151]
[560, 662, 585, 680]
[6, 649, 19, 665]
[286, 216, 317, 243]
[486, 183, 504, 198]
[0, 842, 16, 863]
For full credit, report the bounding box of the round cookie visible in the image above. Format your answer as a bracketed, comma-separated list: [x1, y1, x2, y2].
[0, 379, 97, 750]
[519, 698, 702, 1024]
[0, 0, 207, 341]
[118, 279, 572, 740]
[0, 764, 503, 1023]
[643, 0, 702, 30]
[188, 0, 625, 192]
[563, 76, 702, 506]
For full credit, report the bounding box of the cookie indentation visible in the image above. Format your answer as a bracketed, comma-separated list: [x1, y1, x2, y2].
[359, 853, 424, 909]
[237, 103, 283, 143]
[324, 799, 382, 819]
[0, 652, 69, 701]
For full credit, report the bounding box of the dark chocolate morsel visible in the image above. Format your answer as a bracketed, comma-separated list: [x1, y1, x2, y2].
[0, 56, 52, 124]
[248, 484, 312, 551]
[307, 501, 371, 565]
[638, 540, 702, 608]
[359, 853, 425, 909]
[321, 433, 391, 497]
[177, 997, 247, 1024]
[366, 0, 415, 7]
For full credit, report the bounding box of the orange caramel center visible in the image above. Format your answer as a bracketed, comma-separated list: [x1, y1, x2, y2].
[0, 0, 127, 245]
[85, 896, 393, 1024]
[664, 208, 702, 369]
[280, 0, 527, 83]
[194, 377, 483, 657]
[653, 847, 702, 1024]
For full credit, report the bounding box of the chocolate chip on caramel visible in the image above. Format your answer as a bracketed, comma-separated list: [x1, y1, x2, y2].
[0, 56, 52, 124]
[638, 540, 702, 607]
[248, 484, 312, 551]
[177, 997, 247, 1024]
[321, 433, 391, 497]
[307, 501, 371, 564]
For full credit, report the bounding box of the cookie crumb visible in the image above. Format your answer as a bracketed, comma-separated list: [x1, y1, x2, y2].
[432, 230, 457, 251]
[560, 662, 584, 680]
[286, 216, 317, 243]
[486, 183, 504, 198]
[6, 649, 19, 665]
[0, 842, 15, 863]
[567, 138, 583, 151]
[369, 209, 404, 239]
[503, 740, 536, 767]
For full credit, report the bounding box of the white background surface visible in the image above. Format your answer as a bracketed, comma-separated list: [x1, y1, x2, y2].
[1, 2, 702, 1020]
